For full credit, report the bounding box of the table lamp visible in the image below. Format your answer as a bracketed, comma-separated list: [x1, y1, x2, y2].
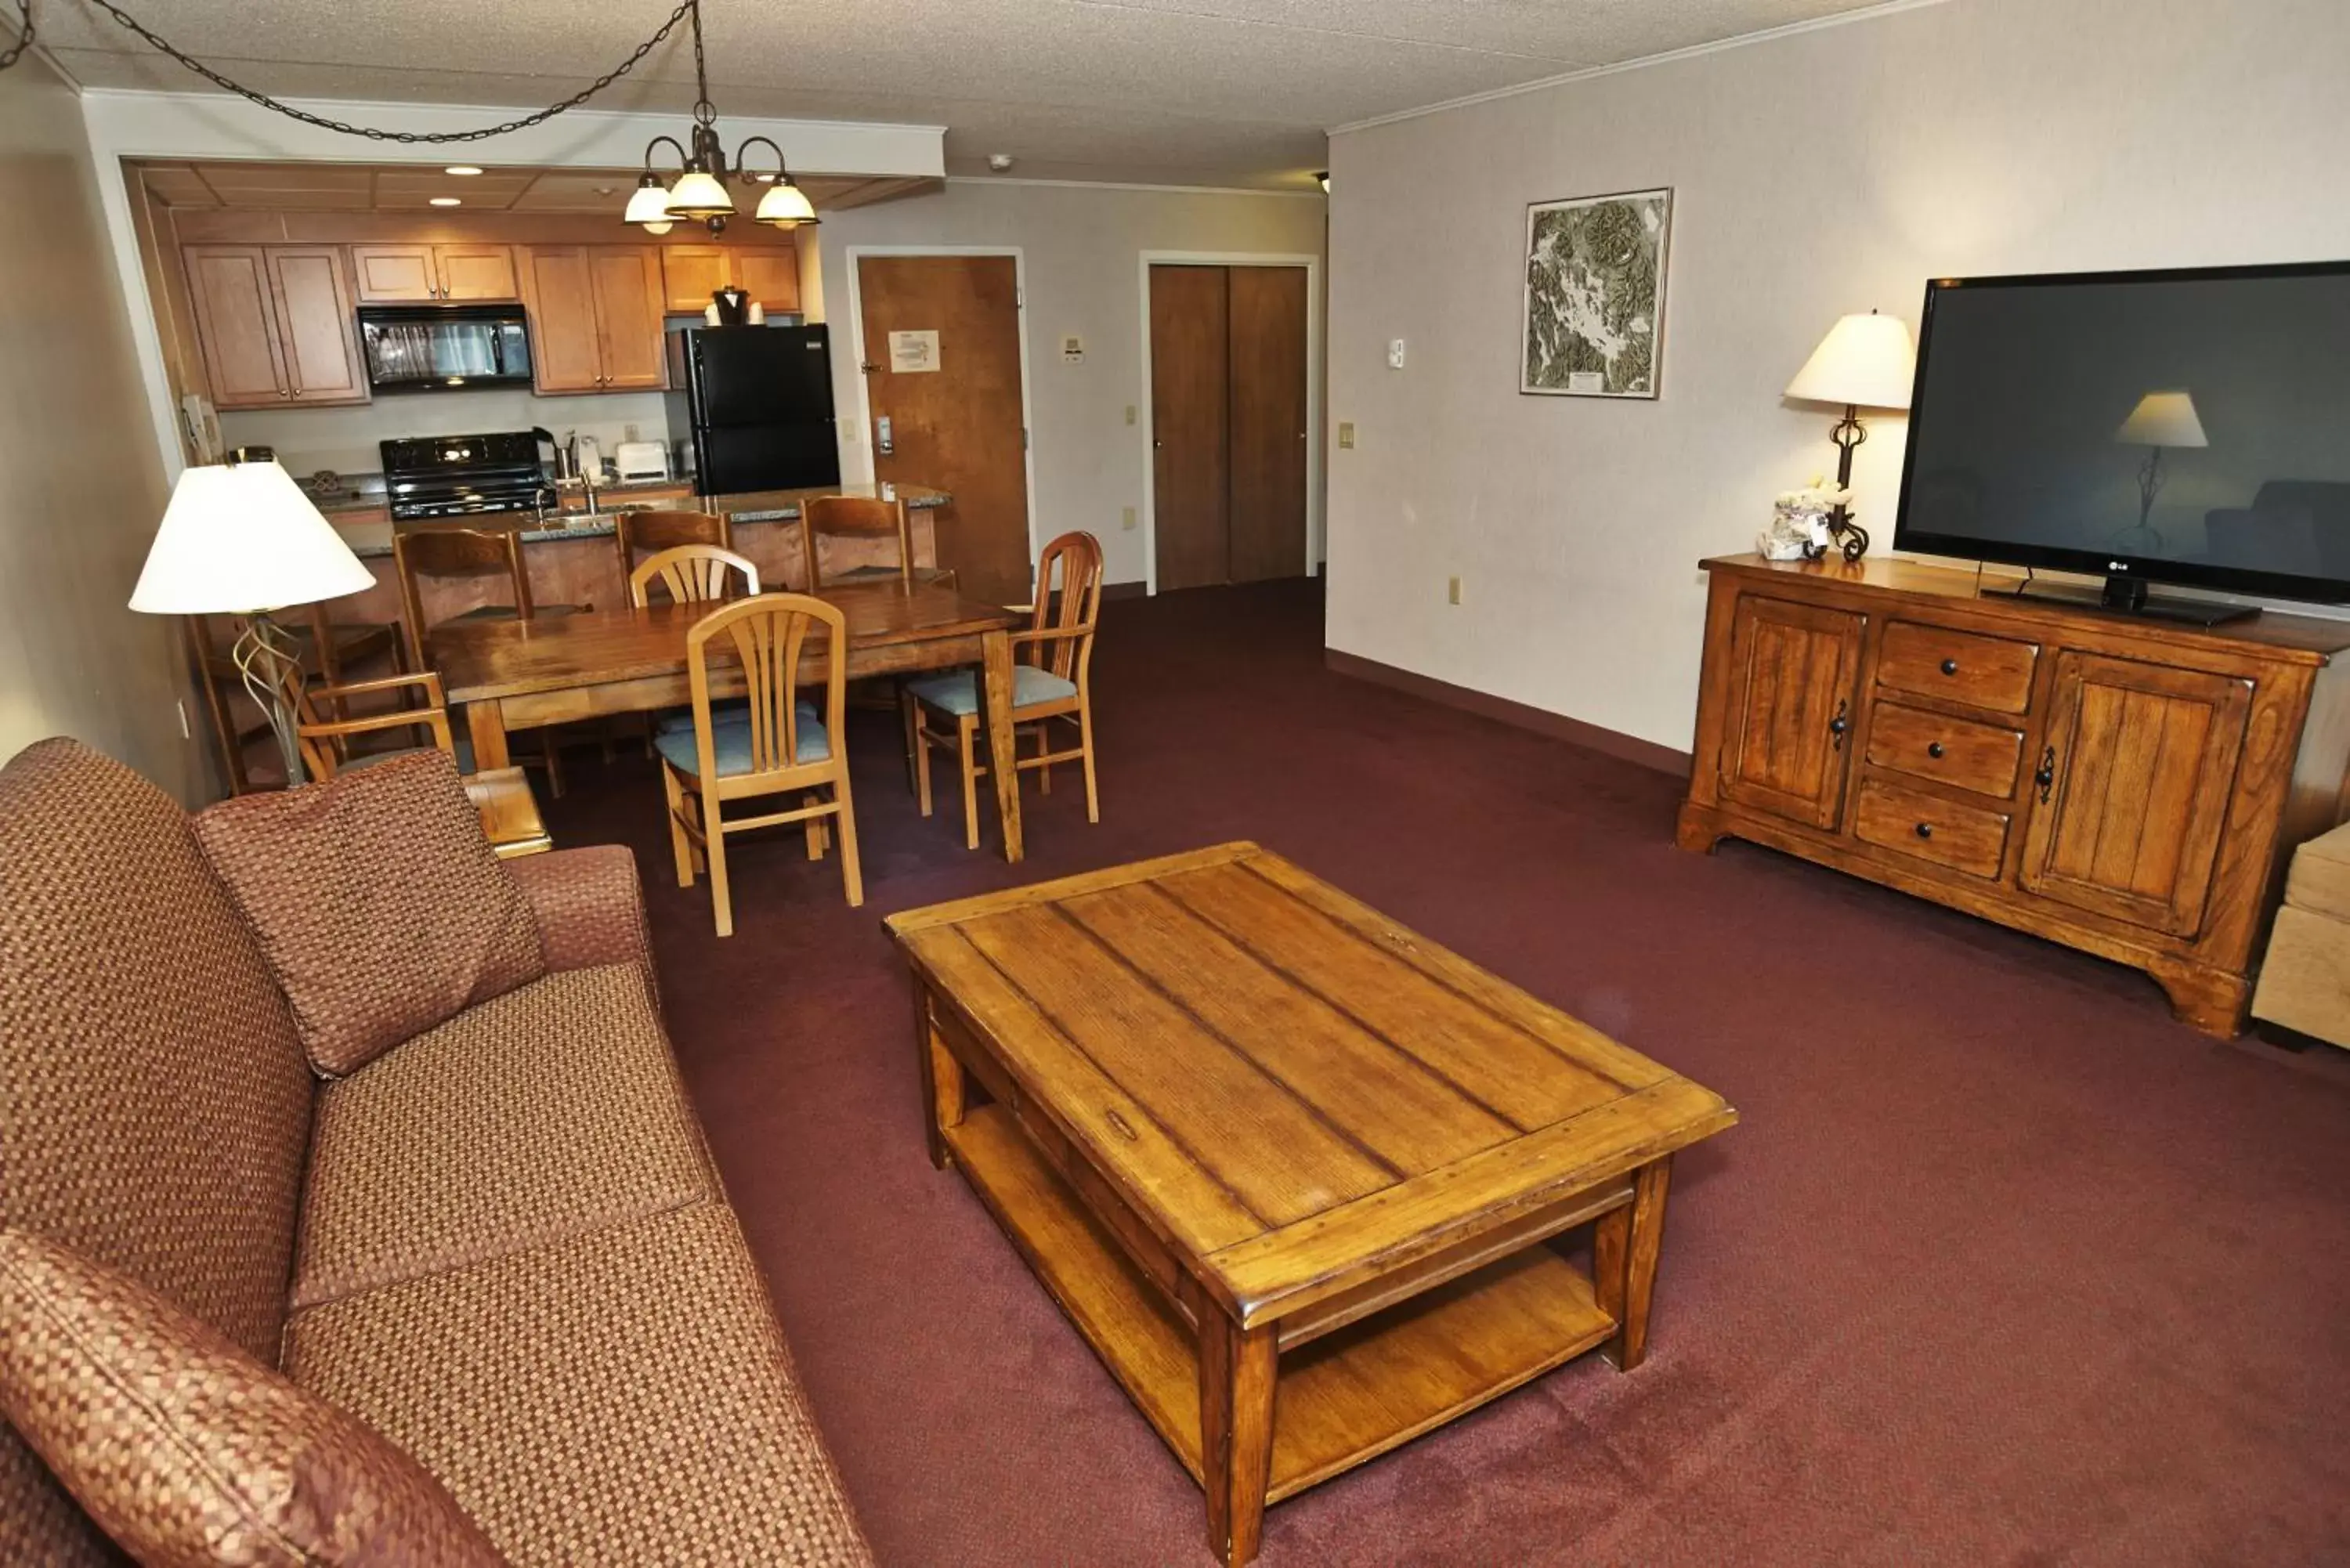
[1784, 309, 1918, 561]
[2112, 389, 2207, 553]
[128, 450, 376, 786]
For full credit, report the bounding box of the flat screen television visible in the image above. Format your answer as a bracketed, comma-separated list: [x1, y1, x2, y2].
[1892, 259, 2350, 623]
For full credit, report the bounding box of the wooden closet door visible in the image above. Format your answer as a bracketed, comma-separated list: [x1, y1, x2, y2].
[1227, 266, 1308, 583]
[1151, 265, 1231, 591]
[184, 246, 286, 408]
[267, 248, 367, 405]
[590, 247, 667, 389]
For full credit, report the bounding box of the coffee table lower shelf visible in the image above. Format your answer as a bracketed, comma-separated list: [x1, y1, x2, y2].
[943, 1102, 1619, 1505]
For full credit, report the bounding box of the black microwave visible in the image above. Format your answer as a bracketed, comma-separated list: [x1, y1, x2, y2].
[357, 304, 533, 392]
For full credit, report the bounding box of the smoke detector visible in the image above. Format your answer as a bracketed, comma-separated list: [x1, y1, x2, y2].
[987, 154, 1015, 172]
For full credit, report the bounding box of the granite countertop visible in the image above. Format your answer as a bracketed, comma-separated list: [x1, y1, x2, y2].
[337, 481, 951, 559]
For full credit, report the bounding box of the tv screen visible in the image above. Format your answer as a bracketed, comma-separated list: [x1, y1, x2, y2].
[1893, 261, 2350, 605]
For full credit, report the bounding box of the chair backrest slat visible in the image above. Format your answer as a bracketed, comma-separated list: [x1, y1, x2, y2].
[615, 509, 731, 582]
[1030, 531, 1106, 683]
[685, 593, 848, 779]
[630, 544, 760, 608]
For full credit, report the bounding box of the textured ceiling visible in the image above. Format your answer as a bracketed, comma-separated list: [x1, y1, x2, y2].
[46, 0, 1907, 188]
[132, 159, 935, 213]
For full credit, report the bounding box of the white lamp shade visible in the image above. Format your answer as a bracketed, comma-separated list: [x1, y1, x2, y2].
[1785, 312, 1918, 410]
[623, 181, 674, 225]
[2115, 390, 2208, 448]
[754, 179, 817, 226]
[665, 168, 735, 217]
[128, 460, 374, 615]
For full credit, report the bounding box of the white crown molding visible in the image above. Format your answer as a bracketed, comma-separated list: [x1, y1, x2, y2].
[77, 88, 946, 177]
[943, 175, 1324, 200]
[1328, 0, 1957, 135]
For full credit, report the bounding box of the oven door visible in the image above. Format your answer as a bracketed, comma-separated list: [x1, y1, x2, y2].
[359, 305, 533, 392]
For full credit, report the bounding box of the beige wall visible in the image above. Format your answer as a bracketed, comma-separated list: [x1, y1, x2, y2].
[1324, 0, 2350, 753]
[812, 179, 1327, 586]
[0, 56, 197, 798]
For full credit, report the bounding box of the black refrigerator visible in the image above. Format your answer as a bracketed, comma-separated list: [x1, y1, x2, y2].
[664, 323, 842, 494]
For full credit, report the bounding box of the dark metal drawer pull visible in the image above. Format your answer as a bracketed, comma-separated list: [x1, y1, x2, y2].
[1914, 822, 1934, 840]
[1940, 658, 1959, 675]
[1927, 741, 1945, 759]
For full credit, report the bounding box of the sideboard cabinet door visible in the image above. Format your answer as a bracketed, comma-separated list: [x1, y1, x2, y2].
[2018, 652, 2251, 936]
[1717, 596, 1866, 830]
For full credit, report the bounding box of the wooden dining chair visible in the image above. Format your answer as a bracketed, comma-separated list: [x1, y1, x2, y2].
[614, 508, 733, 586]
[801, 493, 916, 591]
[628, 544, 761, 608]
[186, 605, 405, 796]
[904, 530, 1104, 849]
[393, 526, 585, 793]
[659, 594, 862, 935]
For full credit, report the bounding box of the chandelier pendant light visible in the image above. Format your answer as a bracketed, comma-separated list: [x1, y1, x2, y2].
[631, 0, 819, 234]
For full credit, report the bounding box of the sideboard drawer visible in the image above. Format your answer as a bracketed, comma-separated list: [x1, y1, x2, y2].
[1877, 620, 2039, 713]
[1863, 700, 2025, 797]
[1852, 777, 2012, 880]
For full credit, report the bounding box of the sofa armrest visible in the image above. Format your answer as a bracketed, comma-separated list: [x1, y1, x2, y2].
[504, 846, 662, 1010]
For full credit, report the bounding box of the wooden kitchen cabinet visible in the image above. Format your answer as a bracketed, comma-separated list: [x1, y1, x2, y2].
[660, 244, 801, 315]
[1679, 554, 2350, 1037]
[184, 244, 367, 410]
[350, 243, 519, 303]
[519, 244, 667, 394]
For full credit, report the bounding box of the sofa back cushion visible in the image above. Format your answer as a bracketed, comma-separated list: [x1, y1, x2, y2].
[0, 739, 315, 1564]
[193, 749, 545, 1078]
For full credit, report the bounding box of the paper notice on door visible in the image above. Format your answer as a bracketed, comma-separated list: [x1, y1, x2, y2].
[888, 330, 942, 373]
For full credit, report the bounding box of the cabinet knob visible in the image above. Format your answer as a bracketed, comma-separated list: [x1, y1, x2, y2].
[1927, 741, 1944, 759]
[2034, 745, 2058, 803]
[1940, 657, 1959, 675]
[1828, 698, 1849, 750]
[1914, 822, 1934, 840]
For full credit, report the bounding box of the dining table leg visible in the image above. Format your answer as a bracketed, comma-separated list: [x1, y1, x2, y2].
[980, 627, 1025, 863]
[465, 700, 512, 771]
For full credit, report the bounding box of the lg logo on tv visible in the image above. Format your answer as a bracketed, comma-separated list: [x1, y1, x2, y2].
[2108, 561, 2131, 572]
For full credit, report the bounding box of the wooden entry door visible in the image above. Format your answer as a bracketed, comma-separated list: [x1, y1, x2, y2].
[2018, 652, 2251, 936]
[858, 255, 1032, 606]
[1151, 263, 1309, 591]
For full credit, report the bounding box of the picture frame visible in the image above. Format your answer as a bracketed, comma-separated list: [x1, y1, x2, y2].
[1520, 186, 1672, 399]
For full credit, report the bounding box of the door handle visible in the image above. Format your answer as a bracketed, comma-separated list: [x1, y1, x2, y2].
[1828, 698, 1849, 751]
[876, 414, 894, 455]
[2034, 745, 2058, 802]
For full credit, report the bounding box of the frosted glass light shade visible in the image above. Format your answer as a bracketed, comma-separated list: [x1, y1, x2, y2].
[1786, 312, 1917, 410]
[2115, 390, 2208, 448]
[623, 180, 674, 225]
[754, 179, 817, 226]
[128, 460, 374, 615]
[666, 168, 735, 217]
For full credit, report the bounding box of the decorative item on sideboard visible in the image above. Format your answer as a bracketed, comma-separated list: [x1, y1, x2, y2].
[1784, 309, 1916, 560]
[1758, 478, 1856, 561]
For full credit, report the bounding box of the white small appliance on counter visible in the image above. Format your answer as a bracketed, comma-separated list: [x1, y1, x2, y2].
[614, 441, 672, 483]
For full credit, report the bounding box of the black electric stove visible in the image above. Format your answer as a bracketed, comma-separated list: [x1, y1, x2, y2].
[380, 431, 551, 521]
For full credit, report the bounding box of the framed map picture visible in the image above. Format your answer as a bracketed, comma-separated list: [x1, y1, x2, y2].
[1520, 187, 1672, 399]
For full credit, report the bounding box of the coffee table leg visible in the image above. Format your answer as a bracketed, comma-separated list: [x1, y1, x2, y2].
[912, 985, 967, 1171]
[1594, 1156, 1672, 1371]
[1198, 1312, 1278, 1567]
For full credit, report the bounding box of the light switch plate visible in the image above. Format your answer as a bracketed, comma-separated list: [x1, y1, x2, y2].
[1338, 421, 1356, 449]
[1121, 506, 1137, 531]
[1125, 405, 1137, 426]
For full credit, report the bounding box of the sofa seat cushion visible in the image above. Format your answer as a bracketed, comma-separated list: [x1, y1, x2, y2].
[291, 964, 715, 1310]
[283, 1203, 873, 1567]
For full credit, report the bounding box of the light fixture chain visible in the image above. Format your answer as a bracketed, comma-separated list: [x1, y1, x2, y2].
[36, 0, 700, 144]
[1, 0, 33, 72]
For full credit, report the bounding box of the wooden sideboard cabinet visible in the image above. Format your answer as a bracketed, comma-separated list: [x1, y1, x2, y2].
[1677, 554, 2350, 1035]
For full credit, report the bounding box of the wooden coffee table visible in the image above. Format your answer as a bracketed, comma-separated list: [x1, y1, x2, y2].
[887, 844, 1737, 1566]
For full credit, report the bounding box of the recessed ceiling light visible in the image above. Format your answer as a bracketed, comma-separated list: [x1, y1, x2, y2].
[429, 197, 462, 207]
[444, 165, 483, 177]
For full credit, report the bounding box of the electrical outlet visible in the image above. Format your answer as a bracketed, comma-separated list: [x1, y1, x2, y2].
[1338, 421, 1356, 449]
[1387, 339, 1407, 370]
[624, 423, 640, 443]
[1448, 576, 1462, 605]
[1121, 506, 1137, 531]
[1124, 405, 1137, 426]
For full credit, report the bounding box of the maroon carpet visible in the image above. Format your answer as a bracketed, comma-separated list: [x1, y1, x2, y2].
[544, 578, 2350, 1566]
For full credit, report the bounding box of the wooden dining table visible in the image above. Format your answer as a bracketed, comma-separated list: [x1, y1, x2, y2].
[427, 580, 1030, 862]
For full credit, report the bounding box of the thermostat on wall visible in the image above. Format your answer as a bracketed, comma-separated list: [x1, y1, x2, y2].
[1061, 334, 1085, 363]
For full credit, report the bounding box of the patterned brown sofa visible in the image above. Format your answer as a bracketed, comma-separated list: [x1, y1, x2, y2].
[0, 738, 873, 1566]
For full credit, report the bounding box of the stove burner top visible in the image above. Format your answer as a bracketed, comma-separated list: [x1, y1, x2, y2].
[379, 430, 551, 522]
